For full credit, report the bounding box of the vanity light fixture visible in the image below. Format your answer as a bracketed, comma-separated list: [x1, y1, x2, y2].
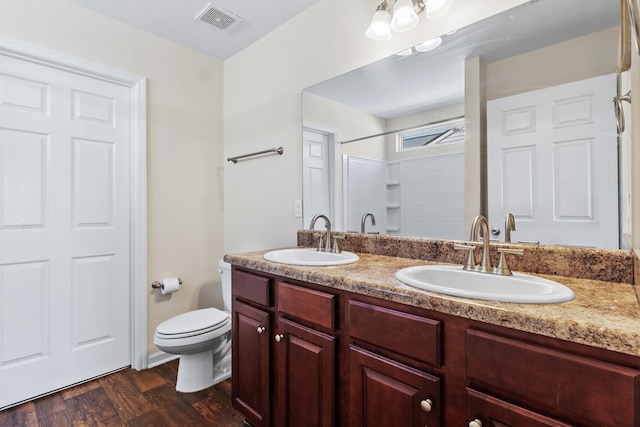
[366, 0, 454, 40]
[390, 0, 422, 32]
[365, 0, 392, 40]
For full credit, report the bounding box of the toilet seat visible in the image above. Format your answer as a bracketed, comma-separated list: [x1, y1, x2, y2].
[156, 308, 230, 340]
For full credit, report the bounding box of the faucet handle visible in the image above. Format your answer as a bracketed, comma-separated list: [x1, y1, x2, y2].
[332, 235, 346, 253]
[454, 243, 479, 271]
[494, 248, 524, 276]
[313, 233, 325, 251]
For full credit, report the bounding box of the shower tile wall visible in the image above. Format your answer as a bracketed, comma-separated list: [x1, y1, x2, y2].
[345, 156, 387, 234]
[401, 153, 464, 239]
[346, 154, 464, 239]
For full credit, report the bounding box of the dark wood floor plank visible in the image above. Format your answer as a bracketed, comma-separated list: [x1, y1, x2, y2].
[193, 396, 245, 426]
[98, 370, 155, 422]
[149, 401, 211, 427]
[128, 369, 167, 393]
[126, 410, 167, 427]
[33, 393, 66, 419]
[60, 379, 101, 400]
[65, 388, 124, 427]
[0, 360, 245, 427]
[0, 400, 38, 426]
[144, 382, 208, 417]
[149, 359, 179, 385]
[36, 409, 72, 427]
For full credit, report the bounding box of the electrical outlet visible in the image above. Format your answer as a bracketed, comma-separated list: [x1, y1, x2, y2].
[294, 200, 303, 218]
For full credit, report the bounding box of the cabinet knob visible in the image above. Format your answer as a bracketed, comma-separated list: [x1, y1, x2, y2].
[469, 419, 483, 427]
[420, 399, 433, 412]
[256, 326, 265, 334]
[274, 334, 284, 342]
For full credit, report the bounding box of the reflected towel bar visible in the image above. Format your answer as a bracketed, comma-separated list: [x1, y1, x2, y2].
[227, 147, 284, 163]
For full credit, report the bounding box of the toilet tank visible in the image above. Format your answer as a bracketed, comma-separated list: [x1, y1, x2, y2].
[219, 260, 232, 312]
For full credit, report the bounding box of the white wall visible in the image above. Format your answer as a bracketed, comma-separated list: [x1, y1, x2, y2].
[223, 0, 530, 254]
[0, 0, 224, 354]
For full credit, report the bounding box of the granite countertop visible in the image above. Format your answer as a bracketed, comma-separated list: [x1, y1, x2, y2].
[225, 249, 640, 357]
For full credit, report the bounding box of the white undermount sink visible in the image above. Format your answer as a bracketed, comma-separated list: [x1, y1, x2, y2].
[263, 248, 359, 266]
[395, 264, 575, 303]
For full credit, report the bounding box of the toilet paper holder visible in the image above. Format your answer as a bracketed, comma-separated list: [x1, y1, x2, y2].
[151, 277, 183, 289]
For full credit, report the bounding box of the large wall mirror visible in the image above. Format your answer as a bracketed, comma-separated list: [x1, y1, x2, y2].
[302, 0, 624, 249]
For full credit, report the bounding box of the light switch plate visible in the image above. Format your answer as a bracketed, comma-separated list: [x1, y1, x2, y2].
[294, 200, 303, 218]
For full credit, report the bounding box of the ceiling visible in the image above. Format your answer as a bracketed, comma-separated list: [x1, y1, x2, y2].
[67, 0, 321, 60]
[305, 0, 620, 119]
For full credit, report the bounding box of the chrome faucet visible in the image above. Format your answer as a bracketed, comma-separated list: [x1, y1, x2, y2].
[360, 212, 376, 234]
[505, 213, 516, 243]
[470, 215, 493, 273]
[310, 214, 332, 252]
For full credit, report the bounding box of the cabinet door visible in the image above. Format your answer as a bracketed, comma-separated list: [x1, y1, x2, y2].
[232, 301, 271, 427]
[275, 317, 335, 427]
[349, 346, 441, 427]
[467, 388, 573, 427]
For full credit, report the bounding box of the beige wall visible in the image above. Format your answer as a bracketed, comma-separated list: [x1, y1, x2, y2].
[223, 0, 530, 254]
[486, 27, 619, 100]
[303, 92, 387, 160]
[0, 0, 225, 354]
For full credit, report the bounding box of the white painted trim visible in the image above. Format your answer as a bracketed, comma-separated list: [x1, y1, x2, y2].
[302, 121, 340, 230]
[147, 351, 180, 369]
[130, 79, 148, 371]
[0, 37, 149, 370]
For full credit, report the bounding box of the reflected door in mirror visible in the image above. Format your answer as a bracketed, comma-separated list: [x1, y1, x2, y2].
[487, 74, 618, 248]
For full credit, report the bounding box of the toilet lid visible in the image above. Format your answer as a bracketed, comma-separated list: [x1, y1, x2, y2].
[156, 308, 229, 336]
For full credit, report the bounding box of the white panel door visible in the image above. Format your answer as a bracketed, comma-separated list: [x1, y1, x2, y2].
[488, 74, 618, 248]
[302, 129, 332, 228]
[0, 55, 131, 408]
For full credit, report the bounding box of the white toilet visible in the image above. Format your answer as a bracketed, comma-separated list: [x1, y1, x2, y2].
[154, 260, 233, 393]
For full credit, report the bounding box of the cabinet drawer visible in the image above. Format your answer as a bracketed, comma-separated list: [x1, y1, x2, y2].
[466, 329, 640, 427]
[233, 269, 271, 307]
[467, 388, 572, 427]
[349, 300, 441, 367]
[278, 282, 336, 330]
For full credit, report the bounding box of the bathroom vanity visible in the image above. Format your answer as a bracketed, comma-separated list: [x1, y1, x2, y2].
[226, 238, 640, 427]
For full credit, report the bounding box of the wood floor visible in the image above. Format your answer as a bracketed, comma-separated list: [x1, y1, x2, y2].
[0, 360, 247, 426]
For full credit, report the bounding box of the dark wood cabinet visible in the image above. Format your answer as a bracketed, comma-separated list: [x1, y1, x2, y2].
[231, 266, 640, 427]
[349, 345, 441, 427]
[466, 328, 640, 427]
[232, 300, 271, 427]
[232, 270, 338, 427]
[466, 388, 573, 427]
[274, 318, 335, 427]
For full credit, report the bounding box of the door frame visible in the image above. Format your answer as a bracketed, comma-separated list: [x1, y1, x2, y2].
[302, 121, 339, 230]
[0, 37, 149, 370]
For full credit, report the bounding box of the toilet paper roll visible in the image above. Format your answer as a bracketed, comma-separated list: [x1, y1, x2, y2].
[160, 277, 180, 295]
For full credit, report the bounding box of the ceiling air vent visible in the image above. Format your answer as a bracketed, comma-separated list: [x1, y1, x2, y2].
[194, 3, 242, 32]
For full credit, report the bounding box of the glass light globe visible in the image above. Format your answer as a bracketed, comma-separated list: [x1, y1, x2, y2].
[366, 9, 392, 40]
[391, 0, 420, 32]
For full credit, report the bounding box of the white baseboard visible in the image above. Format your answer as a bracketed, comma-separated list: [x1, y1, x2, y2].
[147, 350, 179, 368]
